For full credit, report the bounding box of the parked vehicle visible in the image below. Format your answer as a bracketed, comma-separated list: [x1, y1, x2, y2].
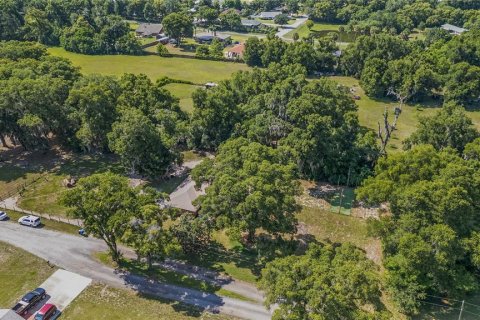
[0, 211, 8, 221]
[18, 215, 41, 227]
[12, 288, 46, 315]
[35, 303, 58, 320]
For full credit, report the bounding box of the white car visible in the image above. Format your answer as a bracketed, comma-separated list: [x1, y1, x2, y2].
[0, 211, 7, 221]
[18, 215, 41, 227]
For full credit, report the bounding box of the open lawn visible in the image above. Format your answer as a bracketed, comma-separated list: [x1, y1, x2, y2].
[0, 241, 56, 308]
[48, 47, 250, 83]
[16, 154, 122, 217]
[61, 283, 238, 320]
[164, 83, 199, 113]
[285, 22, 344, 39]
[330, 76, 480, 151]
[330, 76, 440, 151]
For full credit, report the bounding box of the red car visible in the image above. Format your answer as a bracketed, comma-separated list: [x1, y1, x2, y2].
[34, 304, 57, 320]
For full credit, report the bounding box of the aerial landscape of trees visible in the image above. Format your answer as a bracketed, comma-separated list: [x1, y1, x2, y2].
[1, 0, 480, 318]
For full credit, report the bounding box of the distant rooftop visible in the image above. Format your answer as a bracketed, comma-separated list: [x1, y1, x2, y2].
[259, 11, 282, 19]
[241, 19, 261, 27]
[441, 23, 467, 34]
[135, 23, 163, 36]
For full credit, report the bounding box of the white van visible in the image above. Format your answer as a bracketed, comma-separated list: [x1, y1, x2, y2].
[18, 215, 41, 227]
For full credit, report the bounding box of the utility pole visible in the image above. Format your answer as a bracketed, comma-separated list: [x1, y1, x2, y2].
[458, 300, 464, 320]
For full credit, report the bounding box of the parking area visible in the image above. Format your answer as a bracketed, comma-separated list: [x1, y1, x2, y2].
[23, 270, 91, 319]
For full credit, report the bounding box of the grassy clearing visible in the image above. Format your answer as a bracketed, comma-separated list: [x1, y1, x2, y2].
[61, 283, 238, 320]
[0, 165, 44, 200]
[163, 83, 199, 113]
[285, 22, 343, 39]
[0, 241, 56, 308]
[330, 76, 440, 151]
[48, 47, 250, 83]
[297, 206, 372, 249]
[94, 252, 254, 302]
[331, 76, 480, 151]
[16, 155, 122, 217]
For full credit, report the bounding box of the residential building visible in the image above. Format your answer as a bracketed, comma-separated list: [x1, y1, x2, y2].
[258, 11, 282, 20]
[225, 43, 245, 60]
[135, 23, 164, 38]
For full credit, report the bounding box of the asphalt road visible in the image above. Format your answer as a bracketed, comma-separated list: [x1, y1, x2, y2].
[0, 222, 271, 320]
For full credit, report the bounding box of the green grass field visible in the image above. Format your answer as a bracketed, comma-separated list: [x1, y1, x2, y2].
[16, 155, 122, 217]
[48, 47, 250, 83]
[61, 283, 238, 320]
[163, 83, 199, 113]
[285, 22, 344, 39]
[330, 76, 480, 152]
[0, 241, 55, 308]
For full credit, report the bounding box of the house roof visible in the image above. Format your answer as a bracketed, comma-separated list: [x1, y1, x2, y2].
[0, 310, 23, 320]
[259, 11, 282, 19]
[241, 19, 261, 27]
[195, 33, 231, 41]
[135, 23, 163, 36]
[168, 178, 205, 212]
[441, 23, 467, 34]
[227, 43, 245, 54]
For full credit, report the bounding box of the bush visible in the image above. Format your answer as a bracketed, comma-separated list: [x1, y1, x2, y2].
[156, 44, 171, 57]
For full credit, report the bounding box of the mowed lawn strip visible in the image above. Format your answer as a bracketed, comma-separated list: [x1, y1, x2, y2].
[61, 283, 240, 320]
[163, 83, 199, 113]
[0, 241, 56, 307]
[47, 47, 250, 83]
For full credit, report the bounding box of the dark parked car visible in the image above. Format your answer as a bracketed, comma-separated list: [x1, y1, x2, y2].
[22, 288, 46, 305]
[13, 288, 47, 314]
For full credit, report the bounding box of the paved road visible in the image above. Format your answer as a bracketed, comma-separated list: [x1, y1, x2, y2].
[0, 222, 271, 320]
[274, 18, 308, 40]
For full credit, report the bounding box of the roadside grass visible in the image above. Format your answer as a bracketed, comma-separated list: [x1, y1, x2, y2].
[48, 47, 250, 83]
[163, 83, 199, 113]
[0, 241, 56, 308]
[4, 209, 80, 235]
[16, 155, 122, 217]
[61, 283, 239, 320]
[93, 252, 255, 303]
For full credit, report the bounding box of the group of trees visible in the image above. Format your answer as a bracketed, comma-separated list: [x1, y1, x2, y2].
[0, 0, 142, 54]
[244, 35, 338, 74]
[190, 63, 379, 185]
[0, 41, 187, 177]
[341, 30, 480, 107]
[357, 104, 480, 314]
[301, 0, 480, 36]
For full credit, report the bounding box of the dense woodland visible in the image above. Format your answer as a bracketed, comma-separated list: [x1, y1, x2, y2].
[2, 0, 480, 319]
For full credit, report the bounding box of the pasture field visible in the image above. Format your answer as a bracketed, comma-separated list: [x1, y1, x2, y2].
[48, 47, 250, 83]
